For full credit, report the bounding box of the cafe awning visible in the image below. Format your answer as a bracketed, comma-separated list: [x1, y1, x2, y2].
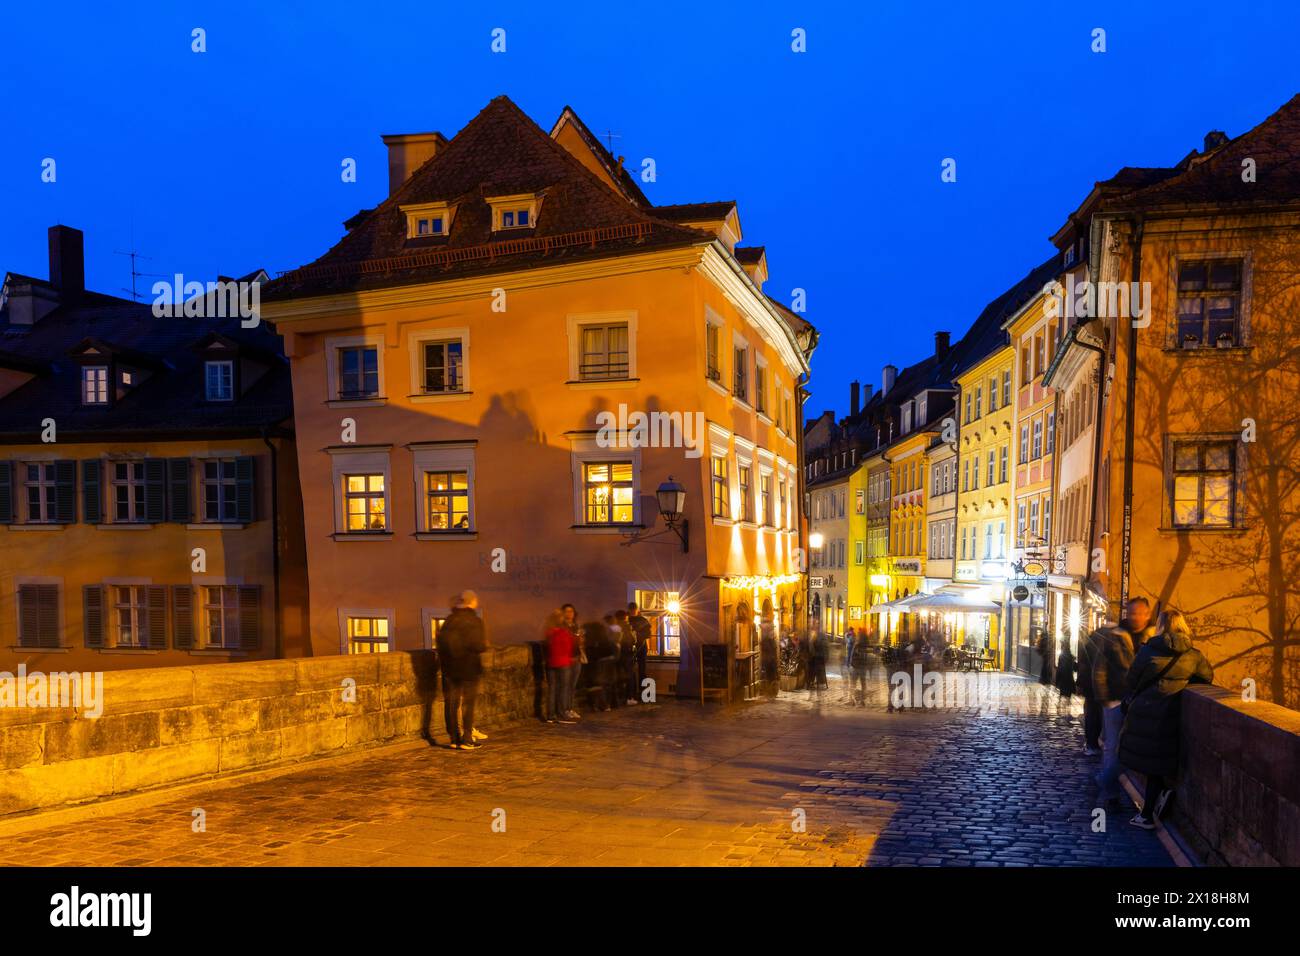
[899, 588, 1002, 614]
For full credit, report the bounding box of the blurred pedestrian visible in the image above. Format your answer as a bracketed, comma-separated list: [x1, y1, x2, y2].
[543, 609, 576, 724]
[438, 591, 488, 751]
[1120, 608, 1213, 829]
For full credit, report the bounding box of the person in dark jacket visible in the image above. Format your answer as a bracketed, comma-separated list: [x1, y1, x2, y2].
[438, 591, 488, 750]
[1036, 629, 1055, 686]
[1093, 597, 1155, 806]
[627, 603, 651, 703]
[1077, 625, 1105, 755]
[1119, 608, 1213, 829]
[1054, 644, 1077, 698]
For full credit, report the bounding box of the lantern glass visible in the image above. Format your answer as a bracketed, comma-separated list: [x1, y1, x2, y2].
[656, 477, 686, 521]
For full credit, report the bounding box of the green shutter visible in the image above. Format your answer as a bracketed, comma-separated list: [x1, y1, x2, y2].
[54, 460, 77, 523]
[238, 585, 261, 650]
[83, 585, 105, 648]
[82, 459, 102, 524]
[173, 585, 195, 649]
[144, 459, 167, 523]
[167, 458, 192, 523]
[235, 456, 255, 522]
[0, 461, 12, 524]
[146, 585, 168, 649]
[20, 584, 60, 649]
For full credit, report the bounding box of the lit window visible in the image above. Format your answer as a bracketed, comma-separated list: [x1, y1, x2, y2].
[579, 324, 629, 380]
[425, 470, 471, 531]
[344, 473, 387, 531]
[348, 616, 391, 654]
[1170, 440, 1236, 528]
[738, 464, 753, 522]
[634, 589, 682, 657]
[711, 455, 730, 518]
[82, 366, 108, 405]
[202, 586, 241, 649]
[759, 474, 772, 526]
[583, 461, 633, 525]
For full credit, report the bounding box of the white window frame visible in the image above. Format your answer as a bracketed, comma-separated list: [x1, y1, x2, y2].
[569, 434, 642, 531]
[337, 607, 396, 654]
[566, 311, 638, 385]
[205, 360, 234, 402]
[326, 332, 386, 405]
[328, 447, 392, 536]
[407, 326, 471, 402]
[410, 442, 477, 537]
[486, 193, 542, 231]
[82, 365, 109, 405]
[400, 201, 456, 239]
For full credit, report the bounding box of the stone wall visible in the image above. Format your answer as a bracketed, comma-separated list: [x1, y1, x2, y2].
[0, 647, 538, 818]
[1177, 684, 1300, 866]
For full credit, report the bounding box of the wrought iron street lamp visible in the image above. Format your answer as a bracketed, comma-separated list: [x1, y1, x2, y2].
[656, 476, 689, 553]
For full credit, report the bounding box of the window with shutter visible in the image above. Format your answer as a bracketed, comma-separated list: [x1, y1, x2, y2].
[54, 460, 77, 523]
[83, 585, 105, 648]
[167, 459, 192, 523]
[19, 584, 61, 648]
[144, 459, 167, 522]
[82, 459, 102, 523]
[238, 586, 261, 650]
[147, 586, 168, 649]
[235, 457, 255, 522]
[0, 460, 12, 524]
[173, 585, 194, 649]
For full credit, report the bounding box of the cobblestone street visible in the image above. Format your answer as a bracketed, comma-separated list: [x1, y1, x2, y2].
[2, 673, 1176, 867]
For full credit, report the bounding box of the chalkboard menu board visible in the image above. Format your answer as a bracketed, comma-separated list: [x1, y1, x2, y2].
[700, 643, 729, 698]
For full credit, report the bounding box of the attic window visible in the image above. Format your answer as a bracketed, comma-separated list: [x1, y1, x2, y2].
[486, 193, 541, 232]
[400, 202, 455, 239]
[206, 360, 234, 402]
[82, 366, 108, 405]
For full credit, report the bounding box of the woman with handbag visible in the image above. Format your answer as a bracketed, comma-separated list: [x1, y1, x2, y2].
[1118, 608, 1214, 830]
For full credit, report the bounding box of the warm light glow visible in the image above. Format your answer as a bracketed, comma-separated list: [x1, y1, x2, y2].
[665, 597, 682, 615]
[721, 573, 801, 593]
[808, 531, 825, 549]
[869, 574, 891, 588]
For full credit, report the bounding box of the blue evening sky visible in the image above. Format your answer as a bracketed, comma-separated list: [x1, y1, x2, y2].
[2, 0, 1297, 416]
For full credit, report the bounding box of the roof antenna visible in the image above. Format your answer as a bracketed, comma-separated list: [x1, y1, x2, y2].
[113, 244, 166, 302]
[600, 128, 622, 155]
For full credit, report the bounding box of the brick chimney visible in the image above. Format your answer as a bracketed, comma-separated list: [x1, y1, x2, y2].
[48, 225, 84, 299]
[935, 330, 950, 359]
[1203, 130, 1229, 152]
[381, 132, 447, 196]
[850, 380, 861, 417]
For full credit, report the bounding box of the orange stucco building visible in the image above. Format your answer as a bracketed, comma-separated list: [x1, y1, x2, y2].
[262, 98, 815, 697]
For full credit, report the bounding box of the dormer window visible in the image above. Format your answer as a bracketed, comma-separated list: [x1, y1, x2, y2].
[486, 193, 542, 232]
[400, 201, 456, 239]
[206, 360, 234, 402]
[82, 366, 108, 405]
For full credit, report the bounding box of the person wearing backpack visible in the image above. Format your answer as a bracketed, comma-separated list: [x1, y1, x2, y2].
[848, 627, 873, 706]
[1119, 607, 1214, 829]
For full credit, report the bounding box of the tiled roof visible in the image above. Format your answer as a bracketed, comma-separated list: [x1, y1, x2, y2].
[735, 246, 765, 264]
[0, 296, 292, 442]
[653, 201, 737, 222]
[1104, 94, 1300, 211]
[267, 96, 710, 299]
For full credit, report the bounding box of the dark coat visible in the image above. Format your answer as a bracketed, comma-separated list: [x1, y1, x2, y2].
[1118, 632, 1214, 777]
[438, 607, 487, 682]
[1054, 648, 1077, 697]
[1076, 627, 1105, 697]
[1091, 623, 1155, 703]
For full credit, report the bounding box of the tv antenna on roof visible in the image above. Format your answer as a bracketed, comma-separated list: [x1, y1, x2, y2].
[113, 248, 166, 302]
[599, 129, 622, 154]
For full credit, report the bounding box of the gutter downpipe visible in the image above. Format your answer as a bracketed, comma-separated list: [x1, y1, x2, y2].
[1117, 213, 1144, 612]
[261, 427, 283, 659]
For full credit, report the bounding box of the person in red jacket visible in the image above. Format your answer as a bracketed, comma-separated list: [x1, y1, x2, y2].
[544, 610, 576, 724]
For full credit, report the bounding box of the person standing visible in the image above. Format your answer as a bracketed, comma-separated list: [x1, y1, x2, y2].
[1077, 622, 1105, 755]
[1120, 608, 1214, 829]
[561, 604, 583, 720]
[1092, 597, 1155, 807]
[438, 590, 488, 751]
[848, 627, 872, 706]
[628, 602, 652, 704]
[543, 610, 576, 724]
[1054, 642, 1077, 698]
